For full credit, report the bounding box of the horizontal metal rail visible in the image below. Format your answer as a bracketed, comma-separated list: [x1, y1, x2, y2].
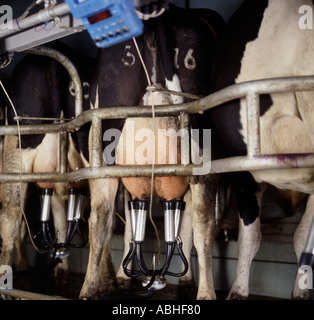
[1, 75, 314, 182]
[0, 3, 71, 39]
[2, 75, 314, 136]
[0, 288, 70, 300]
[1, 155, 314, 183]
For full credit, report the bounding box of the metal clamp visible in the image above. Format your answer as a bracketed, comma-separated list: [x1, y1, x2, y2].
[122, 199, 188, 290]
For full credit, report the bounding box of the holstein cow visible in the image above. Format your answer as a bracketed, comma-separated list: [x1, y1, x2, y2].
[211, 0, 314, 299]
[0, 43, 93, 283]
[79, 3, 225, 300]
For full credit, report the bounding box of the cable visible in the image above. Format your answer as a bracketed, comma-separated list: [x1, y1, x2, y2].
[0, 80, 52, 255]
[132, 37, 161, 264]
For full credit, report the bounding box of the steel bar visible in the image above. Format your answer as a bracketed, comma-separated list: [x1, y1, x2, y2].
[59, 131, 68, 174]
[0, 3, 71, 38]
[1, 153, 314, 183]
[0, 288, 70, 300]
[2, 76, 314, 137]
[186, 76, 314, 114]
[246, 92, 260, 158]
[210, 154, 314, 173]
[0, 106, 184, 136]
[1, 76, 314, 183]
[25, 46, 83, 116]
[303, 216, 314, 255]
[0, 14, 84, 54]
[91, 117, 103, 167]
[179, 111, 190, 165]
[0, 165, 196, 183]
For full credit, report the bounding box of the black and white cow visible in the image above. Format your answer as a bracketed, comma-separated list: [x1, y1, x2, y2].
[79, 3, 225, 299]
[0, 42, 93, 283]
[210, 0, 314, 299]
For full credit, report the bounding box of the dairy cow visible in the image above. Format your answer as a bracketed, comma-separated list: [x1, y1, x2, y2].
[0, 43, 93, 283]
[79, 2, 225, 299]
[211, 0, 314, 299]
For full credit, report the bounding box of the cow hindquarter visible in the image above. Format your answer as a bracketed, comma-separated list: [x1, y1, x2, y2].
[240, 3, 314, 280]
[237, 0, 314, 191]
[212, 0, 314, 299]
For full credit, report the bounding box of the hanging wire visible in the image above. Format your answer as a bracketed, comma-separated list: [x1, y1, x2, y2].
[0, 80, 54, 254]
[132, 37, 161, 264]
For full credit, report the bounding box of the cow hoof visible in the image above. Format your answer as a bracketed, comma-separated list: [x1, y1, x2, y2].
[79, 280, 101, 300]
[292, 292, 312, 300]
[99, 280, 117, 298]
[227, 292, 249, 300]
[178, 280, 197, 300]
[117, 277, 132, 289]
[79, 289, 99, 300]
[54, 268, 70, 286]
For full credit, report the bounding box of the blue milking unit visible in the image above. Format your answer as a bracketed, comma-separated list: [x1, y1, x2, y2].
[64, 0, 144, 48]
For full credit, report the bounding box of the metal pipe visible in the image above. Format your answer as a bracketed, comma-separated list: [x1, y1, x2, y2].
[40, 188, 53, 222]
[179, 111, 190, 165]
[299, 215, 314, 268]
[246, 92, 260, 158]
[0, 2, 71, 39]
[134, 201, 148, 243]
[91, 116, 103, 167]
[59, 131, 68, 174]
[1, 152, 314, 183]
[25, 46, 83, 116]
[163, 201, 175, 243]
[1, 76, 314, 182]
[128, 200, 137, 239]
[302, 216, 314, 255]
[0, 288, 70, 300]
[3, 75, 314, 138]
[188, 76, 314, 115]
[174, 201, 185, 238]
[74, 194, 86, 220]
[67, 188, 77, 221]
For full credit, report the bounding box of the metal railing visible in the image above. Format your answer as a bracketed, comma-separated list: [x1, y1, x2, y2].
[1, 75, 314, 183]
[0, 288, 70, 300]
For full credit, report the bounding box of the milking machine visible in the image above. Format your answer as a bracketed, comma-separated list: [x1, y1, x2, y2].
[299, 216, 314, 269]
[33, 188, 55, 251]
[122, 199, 188, 292]
[33, 187, 88, 267]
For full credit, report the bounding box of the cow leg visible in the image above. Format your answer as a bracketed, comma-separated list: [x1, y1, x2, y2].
[116, 188, 132, 288]
[292, 194, 314, 300]
[14, 219, 28, 271]
[99, 241, 117, 297]
[50, 187, 69, 284]
[227, 186, 262, 300]
[0, 136, 34, 269]
[0, 183, 26, 269]
[191, 176, 218, 300]
[79, 177, 119, 300]
[178, 188, 197, 299]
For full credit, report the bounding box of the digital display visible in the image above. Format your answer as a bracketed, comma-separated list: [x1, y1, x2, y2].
[88, 9, 112, 25]
[64, 0, 143, 48]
